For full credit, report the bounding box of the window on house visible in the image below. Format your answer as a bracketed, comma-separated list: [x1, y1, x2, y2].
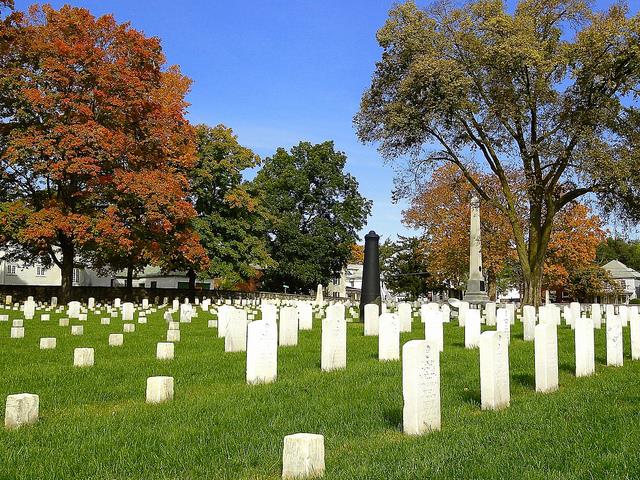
[6, 264, 16, 275]
[139, 282, 146, 288]
[72, 268, 80, 284]
[150, 281, 157, 288]
[332, 277, 339, 285]
[36, 266, 46, 277]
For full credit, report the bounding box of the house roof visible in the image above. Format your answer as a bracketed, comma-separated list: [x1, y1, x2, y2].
[602, 260, 640, 280]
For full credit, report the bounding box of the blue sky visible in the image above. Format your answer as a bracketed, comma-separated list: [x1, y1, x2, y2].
[13, 0, 639, 241]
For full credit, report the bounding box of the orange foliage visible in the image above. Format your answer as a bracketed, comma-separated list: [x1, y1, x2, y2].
[0, 4, 207, 284]
[404, 164, 604, 292]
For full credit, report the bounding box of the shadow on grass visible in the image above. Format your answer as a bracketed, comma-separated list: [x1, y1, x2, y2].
[461, 388, 481, 407]
[513, 373, 535, 389]
[559, 362, 574, 375]
[383, 408, 402, 430]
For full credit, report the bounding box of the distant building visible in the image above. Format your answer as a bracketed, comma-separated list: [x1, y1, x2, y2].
[0, 254, 111, 287]
[327, 263, 395, 302]
[602, 259, 640, 303]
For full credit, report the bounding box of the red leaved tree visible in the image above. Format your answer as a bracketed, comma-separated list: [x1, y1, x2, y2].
[0, 5, 206, 300]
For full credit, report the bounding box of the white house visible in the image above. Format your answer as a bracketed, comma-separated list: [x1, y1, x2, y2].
[0, 253, 213, 289]
[602, 259, 640, 303]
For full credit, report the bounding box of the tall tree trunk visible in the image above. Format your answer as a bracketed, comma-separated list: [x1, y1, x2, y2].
[188, 267, 196, 291]
[487, 270, 497, 301]
[60, 239, 74, 303]
[126, 264, 134, 300]
[522, 261, 544, 306]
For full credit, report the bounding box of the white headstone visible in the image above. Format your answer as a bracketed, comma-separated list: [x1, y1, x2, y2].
[71, 325, 83, 336]
[225, 312, 248, 352]
[73, 347, 94, 367]
[146, 376, 174, 404]
[122, 302, 135, 321]
[591, 304, 602, 329]
[297, 303, 313, 331]
[123, 323, 135, 333]
[67, 301, 81, 319]
[279, 306, 299, 346]
[217, 305, 235, 338]
[630, 306, 640, 360]
[606, 315, 623, 367]
[522, 305, 536, 341]
[321, 315, 346, 371]
[402, 340, 441, 434]
[166, 329, 180, 342]
[575, 316, 595, 377]
[485, 302, 496, 326]
[157, 342, 174, 360]
[496, 308, 510, 345]
[398, 302, 412, 332]
[109, 333, 124, 346]
[480, 331, 510, 410]
[458, 301, 469, 327]
[378, 313, 399, 361]
[282, 433, 325, 479]
[464, 309, 481, 349]
[88, 297, 95, 309]
[424, 311, 444, 352]
[246, 320, 278, 384]
[39, 337, 56, 349]
[364, 303, 380, 336]
[4, 393, 39, 429]
[534, 322, 558, 393]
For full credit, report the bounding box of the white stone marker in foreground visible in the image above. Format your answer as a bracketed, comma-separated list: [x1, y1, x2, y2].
[246, 320, 278, 385]
[73, 347, 94, 367]
[378, 313, 399, 361]
[279, 306, 299, 347]
[480, 331, 510, 410]
[109, 333, 124, 347]
[321, 315, 346, 371]
[157, 342, 174, 360]
[146, 376, 174, 404]
[5, 393, 39, 429]
[217, 305, 235, 338]
[71, 325, 83, 336]
[123, 323, 135, 333]
[534, 322, 558, 393]
[402, 339, 441, 435]
[575, 316, 595, 377]
[364, 303, 379, 336]
[282, 433, 325, 479]
[464, 309, 481, 349]
[606, 315, 623, 367]
[39, 337, 57, 350]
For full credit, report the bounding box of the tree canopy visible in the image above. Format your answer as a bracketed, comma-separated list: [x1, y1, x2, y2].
[356, 0, 640, 305]
[253, 141, 372, 292]
[0, 4, 204, 300]
[190, 124, 273, 289]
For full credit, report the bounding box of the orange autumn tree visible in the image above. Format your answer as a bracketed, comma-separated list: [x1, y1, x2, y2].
[405, 164, 604, 299]
[404, 164, 515, 299]
[0, 4, 205, 300]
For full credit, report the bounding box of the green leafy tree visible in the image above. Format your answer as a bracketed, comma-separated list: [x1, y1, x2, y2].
[253, 141, 372, 292]
[355, 0, 640, 306]
[596, 237, 640, 272]
[567, 264, 622, 303]
[381, 236, 432, 300]
[190, 124, 274, 289]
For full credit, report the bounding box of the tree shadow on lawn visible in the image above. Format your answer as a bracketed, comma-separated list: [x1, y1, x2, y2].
[512, 373, 535, 389]
[461, 388, 481, 407]
[383, 408, 403, 430]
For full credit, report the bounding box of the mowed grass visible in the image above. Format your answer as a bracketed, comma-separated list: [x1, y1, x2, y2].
[0, 306, 639, 480]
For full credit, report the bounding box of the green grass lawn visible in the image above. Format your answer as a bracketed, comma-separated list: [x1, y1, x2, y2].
[0, 306, 639, 479]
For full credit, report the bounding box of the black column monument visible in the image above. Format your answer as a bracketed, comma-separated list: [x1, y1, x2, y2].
[359, 230, 381, 321]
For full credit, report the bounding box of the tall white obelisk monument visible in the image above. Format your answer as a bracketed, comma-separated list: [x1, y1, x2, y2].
[463, 196, 489, 304]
